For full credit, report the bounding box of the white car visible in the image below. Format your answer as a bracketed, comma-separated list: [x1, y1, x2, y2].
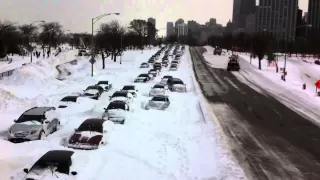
[149, 84, 168, 96]
[96, 81, 112, 91]
[109, 91, 134, 104]
[57, 96, 94, 115]
[121, 85, 138, 98]
[102, 100, 130, 124]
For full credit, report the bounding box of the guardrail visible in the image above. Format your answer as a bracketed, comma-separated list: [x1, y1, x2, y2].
[0, 69, 14, 79]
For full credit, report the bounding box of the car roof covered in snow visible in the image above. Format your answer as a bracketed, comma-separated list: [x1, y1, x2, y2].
[24, 107, 55, 115]
[82, 118, 106, 126]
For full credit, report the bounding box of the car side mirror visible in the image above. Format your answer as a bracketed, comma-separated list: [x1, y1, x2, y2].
[71, 171, 77, 175]
[13, 119, 17, 122]
[23, 168, 29, 173]
[74, 128, 78, 132]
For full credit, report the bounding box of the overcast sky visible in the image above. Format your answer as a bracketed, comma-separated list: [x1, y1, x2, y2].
[0, 0, 309, 36]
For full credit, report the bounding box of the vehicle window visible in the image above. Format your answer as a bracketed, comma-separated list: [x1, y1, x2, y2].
[97, 81, 108, 85]
[112, 92, 127, 98]
[122, 86, 134, 90]
[61, 97, 77, 102]
[77, 123, 103, 133]
[16, 115, 44, 123]
[153, 85, 164, 89]
[152, 97, 165, 101]
[173, 80, 184, 84]
[138, 74, 148, 77]
[107, 103, 125, 110]
[86, 86, 97, 90]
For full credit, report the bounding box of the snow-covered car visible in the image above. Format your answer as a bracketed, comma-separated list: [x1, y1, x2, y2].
[58, 96, 79, 109]
[68, 118, 106, 150]
[96, 81, 112, 91]
[153, 62, 162, 71]
[134, 73, 151, 83]
[13, 150, 78, 180]
[162, 75, 173, 81]
[148, 58, 155, 64]
[82, 85, 104, 100]
[8, 107, 60, 142]
[121, 85, 138, 98]
[162, 61, 169, 67]
[102, 101, 130, 124]
[169, 64, 178, 71]
[109, 91, 134, 104]
[149, 84, 168, 97]
[140, 62, 149, 68]
[148, 69, 158, 77]
[170, 78, 187, 92]
[171, 60, 180, 64]
[145, 95, 170, 110]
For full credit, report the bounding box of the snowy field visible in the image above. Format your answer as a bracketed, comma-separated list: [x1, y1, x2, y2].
[0, 46, 245, 179]
[203, 45, 320, 126]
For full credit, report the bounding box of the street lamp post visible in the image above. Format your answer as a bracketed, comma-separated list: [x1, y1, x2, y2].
[120, 34, 123, 64]
[91, 12, 120, 77]
[28, 20, 45, 62]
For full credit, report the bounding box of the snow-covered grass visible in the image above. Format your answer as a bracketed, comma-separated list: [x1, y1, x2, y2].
[0, 46, 245, 180]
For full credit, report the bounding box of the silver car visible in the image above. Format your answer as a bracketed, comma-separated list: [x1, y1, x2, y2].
[8, 107, 60, 142]
[149, 84, 168, 97]
[145, 95, 170, 110]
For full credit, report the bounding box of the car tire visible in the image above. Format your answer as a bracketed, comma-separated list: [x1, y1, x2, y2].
[39, 131, 46, 140]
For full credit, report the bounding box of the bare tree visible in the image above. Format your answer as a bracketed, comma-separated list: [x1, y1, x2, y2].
[39, 22, 63, 53]
[19, 24, 38, 55]
[129, 19, 148, 49]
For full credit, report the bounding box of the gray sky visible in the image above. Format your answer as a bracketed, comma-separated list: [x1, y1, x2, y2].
[0, 0, 309, 36]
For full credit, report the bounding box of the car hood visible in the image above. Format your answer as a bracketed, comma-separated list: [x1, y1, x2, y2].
[110, 97, 128, 102]
[173, 84, 185, 88]
[150, 88, 165, 94]
[25, 168, 70, 180]
[84, 89, 98, 94]
[107, 109, 126, 116]
[69, 131, 103, 145]
[10, 122, 42, 132]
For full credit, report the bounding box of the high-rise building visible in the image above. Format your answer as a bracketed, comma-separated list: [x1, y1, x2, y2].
[307, 0, 320, 40]
[245, 13, 256, 33]
[177, 23, 188, 37]
[256, 0, 298, 41]
[147, 18, 156, 42]
[232, 0, 256, 30]
[166, 22, 174, 37]
[296, 8, 304, 38]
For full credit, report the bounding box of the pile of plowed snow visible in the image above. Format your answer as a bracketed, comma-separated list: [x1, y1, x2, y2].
[0, 88, 34, 112]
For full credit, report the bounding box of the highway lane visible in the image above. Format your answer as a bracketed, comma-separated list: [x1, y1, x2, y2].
[189, 47, 320, 180]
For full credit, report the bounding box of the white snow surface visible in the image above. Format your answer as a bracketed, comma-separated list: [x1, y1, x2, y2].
[0, 47, 246, 180]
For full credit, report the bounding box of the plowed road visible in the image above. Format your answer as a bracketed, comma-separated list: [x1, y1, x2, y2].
[190, 47, 320, 180]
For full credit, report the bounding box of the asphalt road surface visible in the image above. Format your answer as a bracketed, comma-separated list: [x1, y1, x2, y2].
[189, 47, 320, 180]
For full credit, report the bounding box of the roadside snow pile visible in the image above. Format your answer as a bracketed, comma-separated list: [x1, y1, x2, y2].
[0, 87, 34, 112]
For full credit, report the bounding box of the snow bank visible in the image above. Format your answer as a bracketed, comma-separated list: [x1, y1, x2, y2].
[203, 46, 229, 69]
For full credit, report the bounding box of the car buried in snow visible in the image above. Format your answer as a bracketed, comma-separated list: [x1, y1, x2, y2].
[170, 78, 187, 92]
[148, 58, 155, 64]
[145, 95, 170, 110]
[169, 64, 178, 71]
[140, 62, 150, 68]
[8, 107, 60, 143]
[68, 118, 107, 150]
[134, 73, 152, 83]
[109, 91, 134, 104]
[121, 85, 138, 98]
[148, 69, 159, 77]
[12, 150, 78, 180]
[82, 85, 104, 100]
[58, 96, 79, 109]
[102, 100, 130, 124]
[96, 81, 112, 91]
[149, 84, 168, 97]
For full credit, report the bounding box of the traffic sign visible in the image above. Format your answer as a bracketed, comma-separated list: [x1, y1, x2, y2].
[89, 58, 96, 64]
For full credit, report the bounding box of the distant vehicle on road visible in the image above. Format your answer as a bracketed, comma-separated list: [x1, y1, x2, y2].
[145, 95, 170, 110]
[227, 55, 240, 71]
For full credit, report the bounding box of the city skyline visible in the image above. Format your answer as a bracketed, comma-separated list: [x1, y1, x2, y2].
[0, 0, 309, 36]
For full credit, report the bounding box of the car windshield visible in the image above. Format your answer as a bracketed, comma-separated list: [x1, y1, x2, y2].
[153, 85, 164, 89]
[151, 97, 166, 101]
[107, 103, 125, 110]
[138, 74, 148, 77]
[16, 115, 44, 123]
[60, 97, 77, 102]
[97, 81, 108, 85]
[173, 80, 184, 85]
[112, 92, 127, 98]
[122, 86, 134, 90]
[86, 86, 98, 90]
[77, 123, 103, 133]
[164, 76, 172, 78]
[31, 161, 69, 175]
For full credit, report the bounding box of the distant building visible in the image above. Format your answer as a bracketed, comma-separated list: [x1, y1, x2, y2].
[296, 8, 305, 38]
[166, 22, 174, 37]
[225, 20, 234, 33]
[147, 17, 156, 43]
[177, 23, 188, 37]
[307, 0, 320, 41]
[233, 0, 256, 30]
[256, 0, 298, 41]
[303, 12, 308, 22]
[245, 13, 256, 33]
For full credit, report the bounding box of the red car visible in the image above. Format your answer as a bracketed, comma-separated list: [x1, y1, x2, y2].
[67, 118, 106, 150]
